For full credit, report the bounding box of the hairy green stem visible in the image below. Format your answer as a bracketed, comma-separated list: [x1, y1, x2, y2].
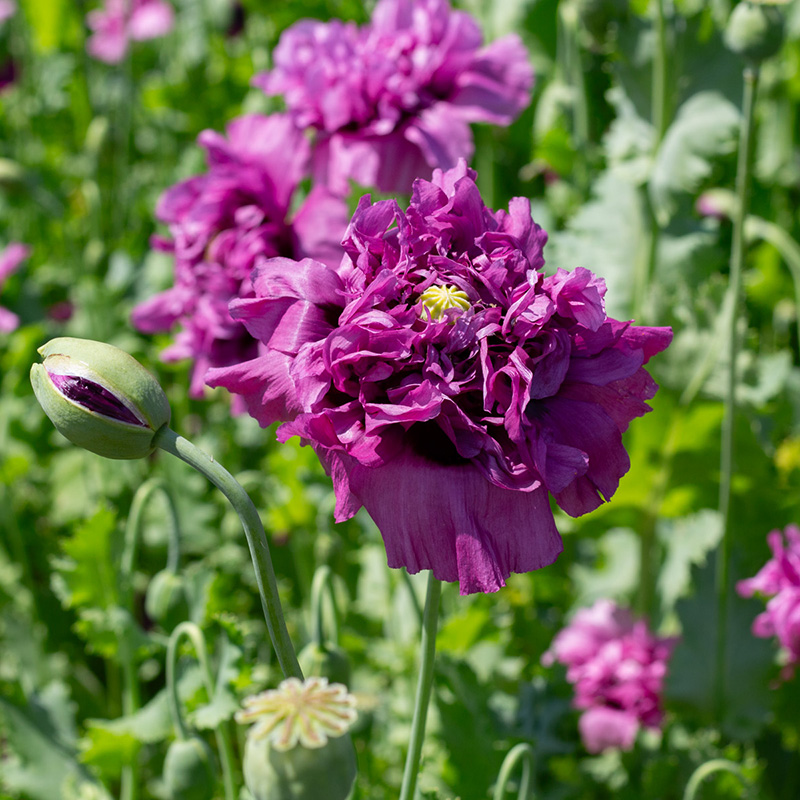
[493, 743, 536, 800]
[154, 427, 301, 679]
[683, 758, 750, 800]
[399, 572, 442, 800]
[715, 65, 759, 721]
[168, 623, 238, 800]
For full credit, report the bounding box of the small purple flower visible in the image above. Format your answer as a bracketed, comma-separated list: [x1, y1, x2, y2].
[0, 0, 16, 24]
[0, 242, 29, 333]
[86, 0, 174, 64]
[207, 162, 671, 594]
[543, 599, 677, 753]
[255, 0, 533, 195]
[738, 524, 800, 677]
[132, 113, 349, 401]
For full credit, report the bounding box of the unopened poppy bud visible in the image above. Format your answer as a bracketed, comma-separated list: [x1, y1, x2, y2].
[237, 677, 358, 800]
[145, 569, 190, 631]
[30, 337, 170, 459]
[724, 1, 785, 63]
[163, 737, 217, 800]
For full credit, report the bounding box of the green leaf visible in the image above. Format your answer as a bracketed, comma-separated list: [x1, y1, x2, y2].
[648, 91, 741, 224]
[189, 632, 243, 730]
[666, 560, 773, 739]
[657, 509, 723, 614]
[571, 528, 641, 606]
[0, 682, 90, 800]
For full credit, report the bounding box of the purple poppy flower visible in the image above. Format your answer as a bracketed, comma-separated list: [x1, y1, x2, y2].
[543, 599, 676, 752]
[206, 162, 671, 594]
[254, 0, 533, 195]
[86, 0, 174, 64]
[0, 0, 16, 24]
[132, 113, 349, 401]
[0, 242, 29, 333]
[738, 525, 800, 677]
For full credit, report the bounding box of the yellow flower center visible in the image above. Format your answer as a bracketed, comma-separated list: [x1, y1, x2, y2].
[419, 284, 470, 320]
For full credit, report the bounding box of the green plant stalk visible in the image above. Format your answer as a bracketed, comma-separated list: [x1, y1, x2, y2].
[683, 758, 750, 800]
[153, 426, 302, 679]
[493, 743, 535, 800]
[398, 572, 442, 800]
[168, 622, 238, 800]
[715, 65, 760, 721]
[310, 565, 340, 647]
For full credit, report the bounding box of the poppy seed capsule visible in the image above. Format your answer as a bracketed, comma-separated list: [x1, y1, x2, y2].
[30, 337, 170, 459]
[237, 677, 358, 800]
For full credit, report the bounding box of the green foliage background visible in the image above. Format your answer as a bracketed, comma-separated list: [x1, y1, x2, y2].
[2, 0, 800, 798]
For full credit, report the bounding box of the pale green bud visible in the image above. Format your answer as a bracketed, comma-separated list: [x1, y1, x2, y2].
[145, 570, 190, 631]
[30, 337, 170, 459]
[724, 1, 784, 63]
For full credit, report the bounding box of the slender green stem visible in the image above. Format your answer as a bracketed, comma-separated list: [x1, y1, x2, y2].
[493, 743, 536, 800]
[154, 427, 302, 679]
[310, 565, 339, 647]
[168, 623, 238, 800]
[652, 0, 669, 143]
[398, 572, 442, 800]
[683, 758, 750, 800]
[715, 65, 760, 721]
[166, 628, 191, 742]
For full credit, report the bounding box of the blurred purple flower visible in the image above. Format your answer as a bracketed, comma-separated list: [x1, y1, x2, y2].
[86, 0, 174, 64]
[543, 599, 677, 753]
[207, 162, 671, 594]
[254, 0, 533, 195]
[0, 242, 30, 333]
[132, 113, 349, 401]
[0, 0, 16, 24]
[738, 524, 800, 677]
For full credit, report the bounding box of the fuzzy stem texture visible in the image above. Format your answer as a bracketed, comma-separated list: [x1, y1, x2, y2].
[715, 64, 759, 722]
[399, 572, 442, 800]
[154, 426, 302, 679]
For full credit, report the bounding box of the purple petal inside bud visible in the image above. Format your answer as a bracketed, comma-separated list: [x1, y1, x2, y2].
[49, 372, 147, 427]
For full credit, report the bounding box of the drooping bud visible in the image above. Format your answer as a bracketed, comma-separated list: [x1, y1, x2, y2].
[724, 1, 785, 64]
[145, 569, 191, 631]
[236, 677, 358, 800]
[30, 337, 170, 459]
[163, 737, 217, 800]
[419, 284, 470, 320]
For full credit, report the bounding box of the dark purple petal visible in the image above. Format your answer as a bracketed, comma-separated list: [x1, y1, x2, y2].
[49, 373, 146, 426]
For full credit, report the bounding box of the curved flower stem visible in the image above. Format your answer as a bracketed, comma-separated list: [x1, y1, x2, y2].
[167, 623, 238, 800]
[683, 758, 751, 800]
[153, 426, 302, 680]
[493, 743, 536, 800]
[715, 64, 759, 721]
[399, 572, 442, 800]
[310, 565, 339, 647]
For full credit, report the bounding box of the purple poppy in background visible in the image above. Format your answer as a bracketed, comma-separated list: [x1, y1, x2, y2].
[738, 524, 800, 678]
[132, 113, 349, 401]
[542, 599, 677, 753]
[86, 0, 174, 64]
[0, 242, 29, 333]
[0, 0, 16, 24]
[254, 0, 533, 195]
[207, 161, 671, 594]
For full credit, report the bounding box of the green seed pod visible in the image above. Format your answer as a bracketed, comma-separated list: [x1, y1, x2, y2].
[243, 731, 358, 800]
[298, 642, 351, 687]
[724, 1, 784, 63]
[163, 737, 217, 800]
[145, 569, 191, 631]
[31, 337, 170, 459]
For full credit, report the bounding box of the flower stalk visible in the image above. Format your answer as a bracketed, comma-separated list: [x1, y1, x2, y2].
[493, 743, 535, 800]
[683, 758, 751, 800]
[715, 63, 760, 721]
[166, 622, 238, 800]
[398, 572, 442, 800]
[153, 426, 302, 680]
